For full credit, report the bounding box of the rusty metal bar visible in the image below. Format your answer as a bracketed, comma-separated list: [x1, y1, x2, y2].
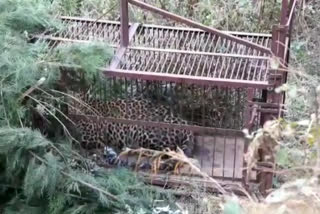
[128, 0, 272, 55]
[232, 136, 238, 181]
[211, 134, 217, 176]
[126, 45, 270, 59]
[69, 114, 244, 136]
[137, 22, 272, 37]
[280, 0, 289, 25]
[120, 50, 270, 82]
[109, 23, 140, 69]
[222, 131, 226, 179]
[286, 0, 297, 27]
[49, 61, 268, 89]
[60, 16, 122, 25]
[120, 0, 129, 47]
[258, 22, 288, 193]
[103, 68, 270, 88]
[244, 88, 255, 130]
[57, 17, 122, 45]
[34, 35, 118, 48]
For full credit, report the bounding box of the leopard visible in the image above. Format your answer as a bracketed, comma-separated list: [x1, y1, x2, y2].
[68, 92, 195, 157]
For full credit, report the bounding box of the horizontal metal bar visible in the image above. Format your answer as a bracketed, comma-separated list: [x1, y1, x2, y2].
[60, 15, 122, 25]
[141, 23, 272, 37]
[45, 60, 271, 89]
[34, 35, 118, 48]
[59, 16, 272, 38]
[249, 108, 280, 114]
[103, 68, 271, 88]
[128, 46, 271, 59]
[128, 0, 272, 55]
[69, 114, 245, 137]
[248, 102, 281, 108]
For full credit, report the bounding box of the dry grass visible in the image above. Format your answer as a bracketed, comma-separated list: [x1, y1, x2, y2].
[118, 147, 228, 194]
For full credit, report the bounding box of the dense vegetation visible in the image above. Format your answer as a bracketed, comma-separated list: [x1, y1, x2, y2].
[1, 0, 320, 213]
[0, 0, 174, 213]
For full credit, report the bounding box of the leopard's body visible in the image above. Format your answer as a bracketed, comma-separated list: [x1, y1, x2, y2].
[69, 94, 195, 157]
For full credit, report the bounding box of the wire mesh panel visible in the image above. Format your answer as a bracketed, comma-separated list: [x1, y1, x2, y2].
[132, 25, 272, 56]
[37, 17, 123, 47]
[34, 16, 274, 87]
[44, 17, 272, 55]
[68, 77, 263, 182]
[81, 78, 265, 131]
[119, 48, 270, 83]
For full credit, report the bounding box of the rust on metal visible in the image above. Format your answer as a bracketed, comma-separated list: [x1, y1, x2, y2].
[109, 23, 140, 69]
[103, 68, 271, 88]
[69, 114, 244, 136]
[120, 0, 129, 47]
[128, 0, 272, 55]
[33, 0, 298, 194]
[36, 16, 275, 88]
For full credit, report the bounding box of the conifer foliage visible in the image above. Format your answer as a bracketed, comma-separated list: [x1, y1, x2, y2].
[0, 0, 173, 213]
[0, 128, 170, 213]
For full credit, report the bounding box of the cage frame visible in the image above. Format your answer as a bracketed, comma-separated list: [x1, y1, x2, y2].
[36, 0, 297, 194]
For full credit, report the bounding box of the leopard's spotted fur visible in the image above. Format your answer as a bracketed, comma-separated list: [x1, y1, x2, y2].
[69, 93, 195, 157]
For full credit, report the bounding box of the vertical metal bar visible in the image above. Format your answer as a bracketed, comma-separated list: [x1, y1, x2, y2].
[191, 85, 195, 125]
[176, 30, 185, 49]
[271, 26, 280, 57]
[201, 86, 206, 126]
[244, 88, 254, 129]
[162, 52, 175, 73]
[237, 88, 242, 129]
[167, 30, 176, 50]
[211, 131, 216, 177]
[125, 78, 129, 98]
[278, 27, 288, 67]
[232, 136, 237, 181]
[182, 54, 193, 75]
[253, 37, 268, 81]
[200, 135, 204, 169]
[222, 130, 226, 180]
[129, 79, 133, 97]
[177, 54, 188, 75]
[270, 26, 281, 85]
[205, 55, 215, 77]
[170, 53, 182, 74]
[155, 52, 167, 73]
[92, 73, 97, 100]
[137, 50, 147, 71]
[242, 136, 250, 188]
[103, 78, 107, 101]
[108, 76, 112, 98]
[134, 79, 138, 95]
[212, 56, 221, 78]
[160, 29, 169, 49]
[214, 86, 219, 127]
[178, 83, 183, 117]
[280, 0, 289, 25]
[199, 55, 209, 77]
[120, 0, 129, 47]
[99, 73, 103, 99]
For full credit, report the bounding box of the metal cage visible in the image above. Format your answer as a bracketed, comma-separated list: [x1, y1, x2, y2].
[35, 0, 297, 194]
